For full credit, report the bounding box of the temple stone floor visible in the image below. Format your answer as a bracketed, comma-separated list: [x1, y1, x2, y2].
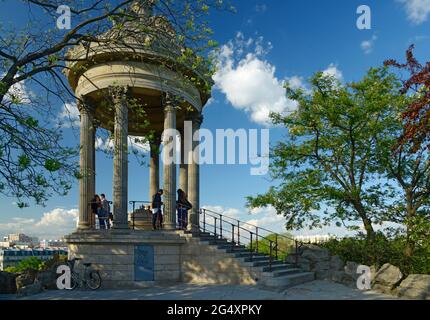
[1, 280, 401, 300]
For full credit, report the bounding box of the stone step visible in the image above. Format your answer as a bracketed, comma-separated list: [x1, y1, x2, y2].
[218, 244, 247, 251]
[262, 272, 315, 288]
[261, 263, 296, 272]
[233, 252, 267, 258]
[243, 255, 277, 262]
[263, 268, 302, 278]
[245, 259, 284, 268]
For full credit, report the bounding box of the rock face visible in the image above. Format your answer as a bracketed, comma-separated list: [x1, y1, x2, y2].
[36, 270, 58, 290]
[294, 245, 333, 280]
[372, 263, 403, 294]
[18, 281, 43, 296]
[0, 271, 17, 294]
[396, 274, 430, 300]
[15, 273, 34, 290]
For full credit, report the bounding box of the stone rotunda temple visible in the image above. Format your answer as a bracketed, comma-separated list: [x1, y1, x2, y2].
[63, 2, 219, 287]
[62, 1, 314, 290]
[65, 1, 210, 233]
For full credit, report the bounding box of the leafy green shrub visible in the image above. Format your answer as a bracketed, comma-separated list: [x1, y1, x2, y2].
[320, 232, 430, 275]
[247, 233, 295, 260]
[5, 257, 46, 274]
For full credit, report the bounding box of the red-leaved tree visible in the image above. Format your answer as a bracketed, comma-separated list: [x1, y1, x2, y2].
[384, 45, 430, 153]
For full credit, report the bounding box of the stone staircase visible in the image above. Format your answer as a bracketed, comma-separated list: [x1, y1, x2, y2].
[185, 231, 315, 289]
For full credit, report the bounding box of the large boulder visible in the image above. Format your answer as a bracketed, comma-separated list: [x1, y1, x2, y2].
[0, 271, 17, 294]
[344, 261, 360, 280]
[313, 261, 331, 280]
[330, 256, 345, 271]
[396, 274, 430, 300]
[15, 273, 34, 290]
[17, 280, 43, 297]
[331, 270, 356, 288]
[372, 263, 403, 294]
[36, 270, 58, 290]
[301, 246, 330, 262]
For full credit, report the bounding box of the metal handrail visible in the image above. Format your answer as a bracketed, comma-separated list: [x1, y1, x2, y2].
[203, 208, 297, 243]
[129, 201, 154, 230]
[199, 208, 303, 270]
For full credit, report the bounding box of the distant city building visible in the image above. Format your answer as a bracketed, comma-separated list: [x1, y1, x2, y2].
[6, 233, 38, 245]
[0, 241, 11, 248]
[0, 248, 68, 271]
[39, 239, 66, 249]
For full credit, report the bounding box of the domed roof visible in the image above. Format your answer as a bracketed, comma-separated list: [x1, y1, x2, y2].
[64, 0, 212, 104]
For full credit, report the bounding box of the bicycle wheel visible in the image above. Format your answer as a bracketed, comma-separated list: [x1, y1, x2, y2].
[67, 272, 79, 290]
[86, 270, 102, 290]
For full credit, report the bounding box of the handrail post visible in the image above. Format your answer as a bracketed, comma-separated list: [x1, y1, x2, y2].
[203, 209, 206, 233]
[237, 221, 240, 246]
[256, 227, 259, 253]
[275, 234, 278, 260]
[132, 201, 136, 230]
[295, 240, 299, 267]
[214, 217, 218, 240]
[250, 232, 253, 262]
[269, 240, 273, 272]
[231, 224, 235, 251]
[220, 214, 223, 239]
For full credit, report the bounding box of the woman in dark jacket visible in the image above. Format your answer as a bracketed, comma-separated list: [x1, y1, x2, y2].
[177, 189, 192, 230]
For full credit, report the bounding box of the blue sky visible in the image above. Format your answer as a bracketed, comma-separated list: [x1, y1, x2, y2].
[1, 0, 430, 239]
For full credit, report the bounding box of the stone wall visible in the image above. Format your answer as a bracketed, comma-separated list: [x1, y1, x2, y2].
[65, 231, 258, 289]
[66, 231, 185, 289]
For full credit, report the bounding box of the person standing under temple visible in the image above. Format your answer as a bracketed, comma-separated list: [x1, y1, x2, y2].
[151, 189, 164, 230]
[177, 189, 192, 230]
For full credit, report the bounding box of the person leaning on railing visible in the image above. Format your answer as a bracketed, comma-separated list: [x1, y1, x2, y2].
[177, 189, 192, 230]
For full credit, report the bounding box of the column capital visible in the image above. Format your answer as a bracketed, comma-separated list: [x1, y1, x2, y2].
[162, 92, 181, 112]
[77, 97, 95, 115]
[108, 85, 131, 102]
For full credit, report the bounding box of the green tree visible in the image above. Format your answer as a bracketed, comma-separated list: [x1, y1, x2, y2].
[247, 68, 408, 241]
[5, 256, 45, 273]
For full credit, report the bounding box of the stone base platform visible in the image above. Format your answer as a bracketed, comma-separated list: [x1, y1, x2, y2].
[65, 230, 186, 289]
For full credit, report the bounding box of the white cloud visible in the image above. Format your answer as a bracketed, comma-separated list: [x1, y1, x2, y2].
[3, 80, 32, 105]
[58, 102, 80, 128]
[0, 208, 78, 240]
[361, 35, 377, 54]
[322, 63, 343, 82]
[255, 4, 267, 13]
[213, 32, 298, 126]
[398, 0, 430, 24]
[202, 204, 286, 234]
[95, 135, 150, 153]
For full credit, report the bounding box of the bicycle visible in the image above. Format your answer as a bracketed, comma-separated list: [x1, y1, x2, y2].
[66, 258, 102, 290]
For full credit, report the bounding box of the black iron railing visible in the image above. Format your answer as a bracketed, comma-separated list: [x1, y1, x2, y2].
[198, 208, 303, 271]
[129, 201, 153, 230]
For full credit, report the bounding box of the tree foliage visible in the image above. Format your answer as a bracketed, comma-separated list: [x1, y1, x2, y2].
[248, 68, 408, 239]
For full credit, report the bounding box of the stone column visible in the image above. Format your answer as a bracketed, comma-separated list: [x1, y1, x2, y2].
[110, 86, 129, 230]
[89, 122, 96, 229]
[162, 94, 177, 230]
[179, 128, 188, 193]
[187, 113, 203, 232]
[149, 133, 161, 201]
[78, 100, 95, 231]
